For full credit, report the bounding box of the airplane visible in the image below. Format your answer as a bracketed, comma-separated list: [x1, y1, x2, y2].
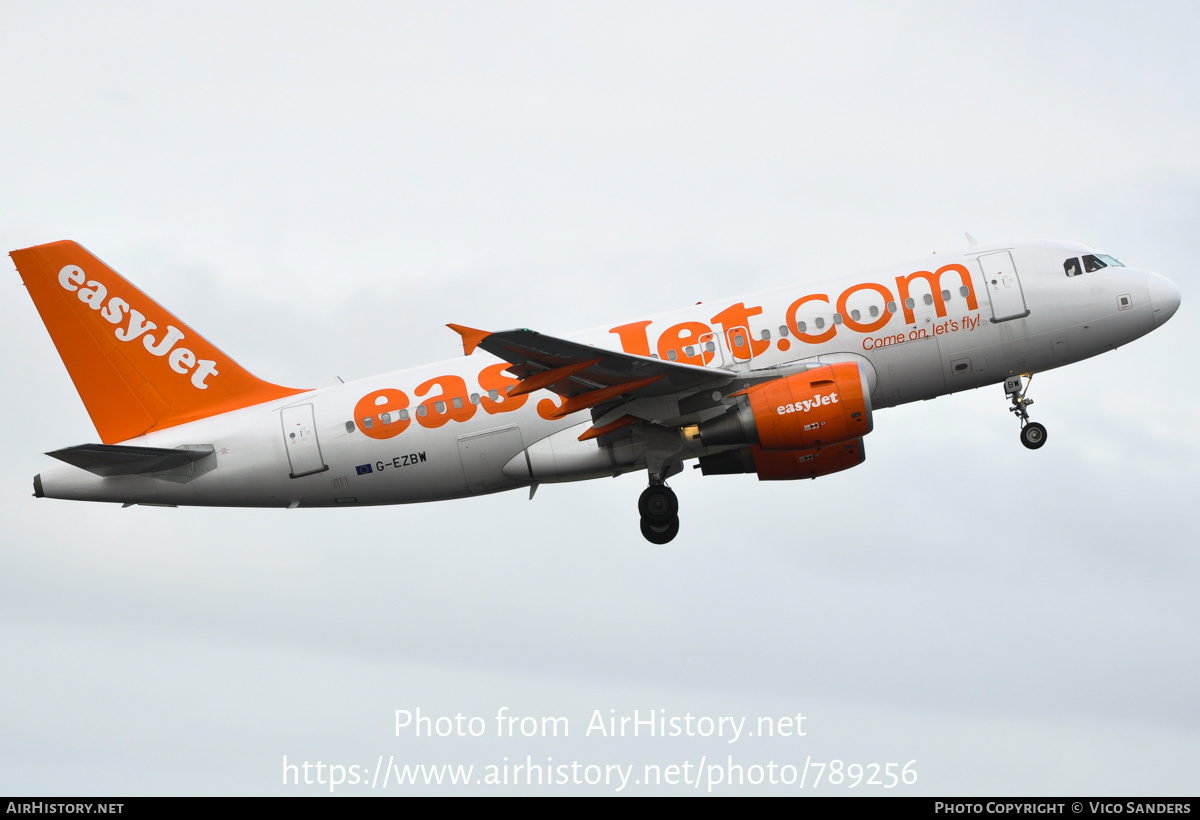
[11, 238, 1181, 543]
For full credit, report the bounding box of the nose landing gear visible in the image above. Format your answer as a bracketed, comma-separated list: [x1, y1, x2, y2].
[638, 483, 680, 544]
[1006, 375, 1047, 450]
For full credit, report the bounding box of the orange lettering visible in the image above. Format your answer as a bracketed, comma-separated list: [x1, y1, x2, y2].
[656, 321, 711, 365]
[785, 294, 836, 344]
[537, 394, 567, 420]
[837, 282, 894, 334]
[354, 389, 411, 439]
[478, 362, 528, 414]
[894, 264, 977, 325]
[609, 320, 653, 357]
[414, 375, 476, 428]
[710, 303, 767, 358]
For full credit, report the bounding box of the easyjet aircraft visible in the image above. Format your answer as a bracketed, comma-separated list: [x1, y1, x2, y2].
[12, 238, 1181, 543]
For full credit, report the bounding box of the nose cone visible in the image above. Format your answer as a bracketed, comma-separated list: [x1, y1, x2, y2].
[1147, 272, 1181, 327]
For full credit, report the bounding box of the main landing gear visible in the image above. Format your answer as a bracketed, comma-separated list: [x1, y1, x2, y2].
[1005, 375, 1047, 450]
[638, 483, 679, 544]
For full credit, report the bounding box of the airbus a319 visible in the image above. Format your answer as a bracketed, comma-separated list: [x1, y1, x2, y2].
[12, 238, 1180, 543]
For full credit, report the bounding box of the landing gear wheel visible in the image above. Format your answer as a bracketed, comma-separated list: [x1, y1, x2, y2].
[1020, 422, 1047, 450]
[638, 484, 678, 522]
[640, 515, 680, 544]
[1006, 375, 1046, 451]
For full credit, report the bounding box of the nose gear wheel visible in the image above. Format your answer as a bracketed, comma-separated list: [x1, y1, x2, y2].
[1005, 375, 1047, 450]
[1020, 421, 1047, 449]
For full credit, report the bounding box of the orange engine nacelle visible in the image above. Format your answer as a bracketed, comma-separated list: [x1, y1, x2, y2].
[698, 362, 873, 452]
[698, 438, 867, 481]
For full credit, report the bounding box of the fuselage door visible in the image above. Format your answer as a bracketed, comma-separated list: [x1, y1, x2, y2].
[281, 403, 328, 478]
[977, 250, 1029, 322]
[701, 325, 754, 371]
[697, 331, 726, 368]
[725, 326, 755, 363]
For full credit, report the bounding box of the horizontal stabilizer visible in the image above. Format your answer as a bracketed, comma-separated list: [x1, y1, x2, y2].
[47, 443, 214, 477]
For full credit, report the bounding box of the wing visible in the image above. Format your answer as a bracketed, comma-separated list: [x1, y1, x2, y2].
[448, 324, 736, 436]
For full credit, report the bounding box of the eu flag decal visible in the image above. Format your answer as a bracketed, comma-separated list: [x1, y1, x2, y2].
[356, 463, 373, 475]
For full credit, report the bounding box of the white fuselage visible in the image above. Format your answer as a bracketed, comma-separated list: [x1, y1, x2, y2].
[35, 240, 1178, 508]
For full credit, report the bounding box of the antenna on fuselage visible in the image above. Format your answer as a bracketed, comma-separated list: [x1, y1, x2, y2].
[965, 232, 980, 246]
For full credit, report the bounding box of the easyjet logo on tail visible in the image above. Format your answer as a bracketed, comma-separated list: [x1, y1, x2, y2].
[57, 264, 219, 390]
[13, 239, 304, 443]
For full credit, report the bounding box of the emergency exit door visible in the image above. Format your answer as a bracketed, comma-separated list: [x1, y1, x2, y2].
[281, 403, 328, 478]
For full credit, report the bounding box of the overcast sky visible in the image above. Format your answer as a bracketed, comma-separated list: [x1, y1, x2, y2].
[1, 1, 1197, 795]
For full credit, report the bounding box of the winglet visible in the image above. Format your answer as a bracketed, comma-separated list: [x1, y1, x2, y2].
[446, 323, 491, 356]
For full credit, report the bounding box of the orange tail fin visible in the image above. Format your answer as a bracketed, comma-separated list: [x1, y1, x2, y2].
[12, 240, 306, 444]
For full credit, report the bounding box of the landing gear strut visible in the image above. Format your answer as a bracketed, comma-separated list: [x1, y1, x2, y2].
[1005, 375, 1047, 450]
[638, 483, 679, 544]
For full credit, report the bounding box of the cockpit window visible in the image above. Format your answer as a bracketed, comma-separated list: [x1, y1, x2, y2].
[1066, 253, 1125, 277]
